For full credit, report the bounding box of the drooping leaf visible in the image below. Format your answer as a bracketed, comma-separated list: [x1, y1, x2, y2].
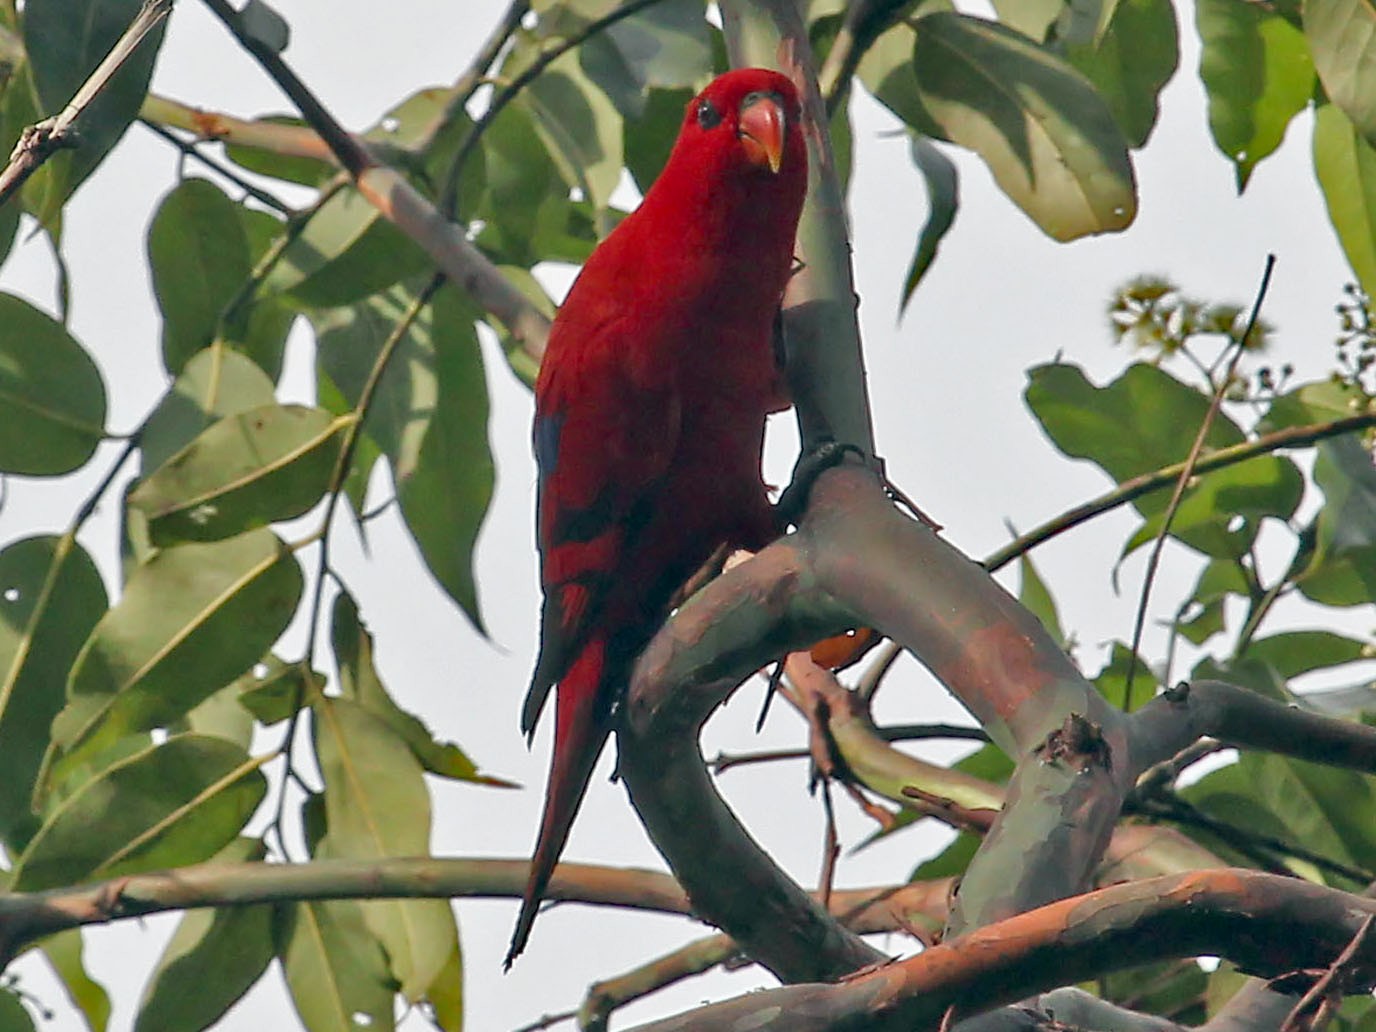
[1313, 103, 1376, 299]
[907, 11, 1136, 240]
[129, 404, 348, 545]
[856, 19, 947, 140]
[1196, 0, 1314, 190]
[1299, 436, 1376, 605]
[13, 734, 268, 890]
[138, 345, 278, 476]
[229, 206, 296, 381]
[1025, 362, 1304, 556]
[55, 530, 302, 752]
[0, 536, 107, 850]
[273, 898, 396, 1032]
[21, 0, 167, 213]
[902, 135, 959, 309]
[147, 179, 253, 374]
[237, 657, 323, 725]
[313, 695, 455, 1000]
[394, 285, 493, 629]
[624, 86, 695, 194]
[0, 293, 107, 475]
[39, 930, 111, 1032]
[423, 940, 465, 1032]
[221, 113, 335, 186]
[332, 591, 511, 785]
[134, 838, 273, 1032]
[1305, 0, 1376, 147]
[1059, 0, 1179, 148]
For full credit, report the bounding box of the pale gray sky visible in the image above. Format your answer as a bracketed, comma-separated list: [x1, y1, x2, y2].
[0, 1, 1365, 1029]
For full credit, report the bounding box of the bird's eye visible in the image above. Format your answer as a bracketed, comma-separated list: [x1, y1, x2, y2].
[696, 98, 722, 130]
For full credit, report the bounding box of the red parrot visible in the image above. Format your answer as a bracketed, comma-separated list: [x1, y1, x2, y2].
[508, 67, 808, 966]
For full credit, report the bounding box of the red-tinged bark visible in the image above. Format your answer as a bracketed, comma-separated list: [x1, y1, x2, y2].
[626, 870, 1376, 1032]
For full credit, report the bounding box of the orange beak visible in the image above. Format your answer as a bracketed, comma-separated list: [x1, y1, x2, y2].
[737, 92, 786, 173]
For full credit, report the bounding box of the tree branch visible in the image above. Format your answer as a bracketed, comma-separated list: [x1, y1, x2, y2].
[0, 0, 172, 205]
[197, 0, 551, 362]
[625, 870, 1376, 1032]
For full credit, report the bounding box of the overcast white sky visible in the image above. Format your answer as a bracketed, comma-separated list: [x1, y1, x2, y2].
[1, 1, 1369, 1029]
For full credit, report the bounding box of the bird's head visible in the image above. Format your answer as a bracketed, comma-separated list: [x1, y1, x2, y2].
[676, 67, 807, 182]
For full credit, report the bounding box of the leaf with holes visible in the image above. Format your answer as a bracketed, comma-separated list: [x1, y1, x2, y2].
[129, 404, 348, 546]
[12, 734, 267, 890]
[55, 530, 302, 754]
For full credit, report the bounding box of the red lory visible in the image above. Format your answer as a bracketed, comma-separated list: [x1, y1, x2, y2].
[508, 67, 809, 966]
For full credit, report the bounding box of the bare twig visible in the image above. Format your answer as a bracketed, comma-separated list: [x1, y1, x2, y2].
[1123, 255, 1277, 707]
[0, 0, 173, 205]
[1279, 913, 1376, 1032]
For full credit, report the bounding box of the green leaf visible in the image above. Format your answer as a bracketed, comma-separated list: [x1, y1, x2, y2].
[1300, 436, 1376, 605]
[423, 940, 464, 1032]
[1026, 362, 1303, 555]
[857, 20, 946, 141]
[1093, 641, 1158, 711]
[1260, 375, 1370, 431]
[313, 695, 455, 1000]
[991, 0, 1064, 41]
[1196, 0, 1314, 190]
[902, 135, 959, 309]
[312, 281, 443, 486]
[1017, 548, 1065, 647]
[394, 286, 493, 629]
[624, 86, 694, 195]
[0, 292, 107, 475]
[21, 0, 166, 213]
[1305, 0, 1376, 146]
[229, 207, 296, 381]
[12, 734, 268, 890]
[134, 839, 273, 1032]
[908, 11, 1136, 240]
[39, 930, 111, 1032]
[1059, 0, 1179, 148]
[579, 0, 712, 119]
[264, 187, 432, 308]
[0, 182, 19, 270]
[1313, 103, 1376, 298]
[139, 345, 278, 476]
[511, 30, 623, 215]
[332, 592, 511, 785]
[912, 828, 979, 880]
[238, 657, 322, 725]
[129, 404, 348, 545]
[222, 114, 335, 186]
[147, 179, 253, 374]
[1246, 630, 1370, 680]
[274, 899, 396, 1032]
[0, 990, 35, 1032]
[55, 530, 303, 752]
[476, 102, 563, 265]
[0, 536, 107, 851]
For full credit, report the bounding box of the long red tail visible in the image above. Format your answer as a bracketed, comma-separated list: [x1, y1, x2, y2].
[505, 639, 613, 967]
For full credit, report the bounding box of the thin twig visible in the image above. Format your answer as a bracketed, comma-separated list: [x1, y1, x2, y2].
[270, 275, 443, 857]
[1123, 255, 1277, 708]
[980, 408, 1376, 575]
[439, 0, 671, 216]
[137, 118, 295, 214]
[0, 0, 173, 205]
[1279, 913, 1376, 1032]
